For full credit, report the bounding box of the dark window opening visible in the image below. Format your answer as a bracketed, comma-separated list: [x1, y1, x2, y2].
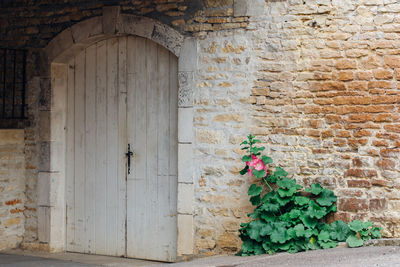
[0, 48, 27, 120]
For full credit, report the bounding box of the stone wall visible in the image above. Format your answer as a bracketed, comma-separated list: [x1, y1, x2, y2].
[192, 0, 400, 255]
[0, 130, 25, 250]
[250, 0, 400, 240]
[0, 0, 250, 254]
[1, 0, 400, 258]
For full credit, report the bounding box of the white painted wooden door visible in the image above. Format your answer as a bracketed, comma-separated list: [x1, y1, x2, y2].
[66, 36, 178, 261]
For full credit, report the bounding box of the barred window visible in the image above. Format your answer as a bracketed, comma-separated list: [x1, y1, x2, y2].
[0, 48, 27, 120]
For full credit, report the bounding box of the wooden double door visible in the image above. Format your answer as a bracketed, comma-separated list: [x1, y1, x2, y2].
[65, 36, 178, 262]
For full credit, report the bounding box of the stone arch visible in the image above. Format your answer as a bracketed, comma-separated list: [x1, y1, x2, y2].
[37, 6, 196, 259]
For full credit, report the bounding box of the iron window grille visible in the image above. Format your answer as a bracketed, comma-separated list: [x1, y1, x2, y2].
[0, 48, 27, 120]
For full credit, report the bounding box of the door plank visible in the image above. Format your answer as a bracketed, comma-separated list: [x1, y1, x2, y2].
[117, 36, 128, 256]
[66, 58, 76, 251]
[157, 46, 175, 260]
[74, 49, 86, 253]
[84, 44, 97, 253]
[127, 36, 147, 258]
[95, 40, 108, 255]
[106, 38, 122, 256]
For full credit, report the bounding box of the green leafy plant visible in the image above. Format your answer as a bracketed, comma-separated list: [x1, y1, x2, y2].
[236, 134, 382, 256]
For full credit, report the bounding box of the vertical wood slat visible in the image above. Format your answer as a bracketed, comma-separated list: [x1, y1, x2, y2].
[84, 45, 97, 253]
[127, 36, 146, 258]
[157, 45, 175, 260]
[145, 39, 159, 259]
[66, 59, 75, 251]
[95, 40, 107, 255]
[106, 38, 121, 255]
[74, 49, 86, 253]
[117, 36, 128, 256]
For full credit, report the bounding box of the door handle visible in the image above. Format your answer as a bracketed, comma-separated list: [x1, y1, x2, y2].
[125, 144, 134, 174]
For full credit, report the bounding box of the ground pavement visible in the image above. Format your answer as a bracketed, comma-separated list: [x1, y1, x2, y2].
[1, 245, 400, 266]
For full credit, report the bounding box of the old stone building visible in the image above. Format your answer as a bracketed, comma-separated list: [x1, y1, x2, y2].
[0, 0, 399, 261]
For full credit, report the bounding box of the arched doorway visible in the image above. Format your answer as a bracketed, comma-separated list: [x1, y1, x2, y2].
[39, 9, 197, 261]
[65, 36, 178, 261]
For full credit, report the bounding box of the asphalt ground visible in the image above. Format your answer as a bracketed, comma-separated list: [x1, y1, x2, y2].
[1, 245, 400, 267]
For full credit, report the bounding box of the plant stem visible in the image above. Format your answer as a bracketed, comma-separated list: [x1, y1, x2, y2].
[264, 178, 273, 191]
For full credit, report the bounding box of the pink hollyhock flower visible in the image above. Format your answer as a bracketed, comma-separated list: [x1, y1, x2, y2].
[247, 168, 253, 177]
[247, 155, 258, 167]
[253, 159, 265, 171]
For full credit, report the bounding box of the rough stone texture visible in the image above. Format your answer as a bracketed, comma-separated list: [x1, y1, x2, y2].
[0, 0, 247, 253]
[2, 0, 400, 259]
[0, 130, 25, 250]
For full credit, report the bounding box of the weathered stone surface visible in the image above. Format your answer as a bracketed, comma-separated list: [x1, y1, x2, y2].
[0, 130, 25, 250]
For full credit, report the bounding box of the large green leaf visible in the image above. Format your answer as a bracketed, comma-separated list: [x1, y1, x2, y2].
[261, 202, 280, 213]
[316, 188, 337, 206]
[253, 169, 266, 179]
[294, 196, 310, 206]
[247, 220, 266, 242]
[241, 239, 264, 255]
[242, 155, 252, 162]
[349, 220, 364, 232]
[261, 155, 273, 165]
[318, 230, 330, 242]
[346, 235, 364, 247]
[363, 221, 373, 229]
[240, 165, 249, 175]
[371, 227, 382, 239]
[300, 214, 318, 229]
[294, 224, 306, 237]
[319, 240, 338, 249]
[250, 195, 261, 206]
[248, 184, 263, 196]
[306, 183, 323, 195]
[274, 167, 288, 177]
[330, 220, 350, 242]
[260, 223, 274, 236]
[278, 187, 297, 198]
[260, 212, 276, 222]
[289, 209, 301, 219]
[308, 200, 328, 219]
[270, 227, 289, 244]
[277, 177, 297, 189]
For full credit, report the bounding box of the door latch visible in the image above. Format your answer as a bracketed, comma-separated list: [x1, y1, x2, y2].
[126, 144, 134, 174]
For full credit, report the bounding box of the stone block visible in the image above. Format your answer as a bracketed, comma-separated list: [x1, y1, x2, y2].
[119, 15, 155, 39]
[39, 77, 51, 111]
[178, 144, 193, 183]
[37, 207, 50, 243]
[178, 71, 194, 108]
[102, 6, 120, 35]
[39, 111, 50, 142]
[178, 38, 197, 72]
[37, 172, 50, 206]
[177, 183, 194, 214]
[177, 214, 194, 255]
[178, 107, 193, 143]
[49, 142, 66, 172]
[0, 130, 24, 145]
[44, 28, 74, 63]
[152, 22, 184, 57]
[39, 142, 50, 172]
[50, 111, 66, 142]
[71, 17, 103, 44]
[234, 0, 265, 17]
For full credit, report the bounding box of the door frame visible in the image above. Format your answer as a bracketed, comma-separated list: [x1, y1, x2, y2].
[37, 7, 196, 260]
